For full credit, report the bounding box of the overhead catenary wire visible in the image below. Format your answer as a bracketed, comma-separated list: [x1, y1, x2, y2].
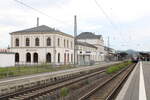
[53, 0, 78, 17]
[94, 0, 117, 29]
[94, 0, 129, 49]
[14, 0, 71, 26]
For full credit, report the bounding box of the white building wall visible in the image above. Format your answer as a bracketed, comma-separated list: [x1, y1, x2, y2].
[10, 29, 106, 65]
[78, 39, 98, 45]
[10, 32, 74, 65]
[77, 44, 97, 65]
[0, 53, 15, 67]
[77, 38, 105, 62]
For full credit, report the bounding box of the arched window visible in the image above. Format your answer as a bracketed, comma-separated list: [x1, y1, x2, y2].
[47, 37, 51, 46]
[35, 38, 39, 46]
[58, 38, 60, 47]
[33, 53, 38, 63]
[15, 53, 19, 62]
[46, 53, 51, 63]
[15, 38, 19, 47]
[26, 38, 30, 46]
[26, 53, 31, 63]
[58, 53, 60, 63]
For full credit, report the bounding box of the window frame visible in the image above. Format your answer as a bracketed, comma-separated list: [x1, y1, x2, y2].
[47, 37, 51, 46]
[35, 37, 40, 46]
[26, 38, 30, 46]
[15, 38, 19, 47]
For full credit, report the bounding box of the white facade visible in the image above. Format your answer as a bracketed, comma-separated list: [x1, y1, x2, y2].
[10, 25, 74, 65]
[0, 53, 15, 67]
[76, 42, 98, 65]
[77, 32, 105, 62]
[10, 26, 106, 66]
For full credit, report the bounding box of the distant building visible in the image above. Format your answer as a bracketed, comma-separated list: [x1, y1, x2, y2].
[76, 41, 98, 65]
[104, 46, 116, 54]
[77, 32, 105, 62]
[0, 49, 15, 67]
[104, 46, 117, 61]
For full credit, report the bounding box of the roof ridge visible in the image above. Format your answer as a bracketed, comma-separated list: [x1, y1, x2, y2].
[11, 25, 59, 33]
[77, 32, 102, 39]
[10, 25, 74, 38]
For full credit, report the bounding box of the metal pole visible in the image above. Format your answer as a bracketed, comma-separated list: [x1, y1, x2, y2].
[53, 35, 56, 66]
[74, 15, 77, 66]
[107, 36, 110, 61]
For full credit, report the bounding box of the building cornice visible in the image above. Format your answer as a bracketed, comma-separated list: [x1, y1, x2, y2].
[10, 47, 74, 50]
[10, 31, 74, 38]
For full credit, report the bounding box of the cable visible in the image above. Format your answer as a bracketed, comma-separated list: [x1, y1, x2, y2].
[14, 0, 71, 25]
[94, 0, 117, 29]
[54, 1, 77, 16]
[94, 0, 130, 50]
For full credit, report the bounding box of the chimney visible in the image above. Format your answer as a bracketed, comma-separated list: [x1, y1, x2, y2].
[37, 17, 39, 27]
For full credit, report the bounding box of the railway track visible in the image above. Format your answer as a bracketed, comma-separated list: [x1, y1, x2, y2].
[0, 66, 107, 100]
[78, 63, 136, 100]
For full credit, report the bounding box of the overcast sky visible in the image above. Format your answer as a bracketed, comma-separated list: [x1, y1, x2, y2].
[0, 0, 150, 51]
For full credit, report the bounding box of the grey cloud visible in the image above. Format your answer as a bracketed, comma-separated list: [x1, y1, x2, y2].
[0, 17, 26, 27]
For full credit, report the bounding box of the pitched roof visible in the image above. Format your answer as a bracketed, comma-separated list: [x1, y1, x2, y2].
[77, 32, 101, 39]
[11, 25, 60, 33]
[76, 41, 97, 49]
[10, 25, 73, 38]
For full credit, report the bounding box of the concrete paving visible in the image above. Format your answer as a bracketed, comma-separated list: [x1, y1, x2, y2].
[142, 62, 150, 100]
[116, 61, 150, 100]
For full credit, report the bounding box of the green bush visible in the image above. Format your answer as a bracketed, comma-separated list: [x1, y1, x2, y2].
[0, 64, 74, 79]
[106, 61, 132, 74]
[8, 71, 14, 76]
[0, 72, 7, 77]
[60, 87, 69, 97]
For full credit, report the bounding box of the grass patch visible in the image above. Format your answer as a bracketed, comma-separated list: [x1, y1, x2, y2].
[106, 61, 133, 74]
[60, 87, 69, 97]
[0, 64, 74, 79]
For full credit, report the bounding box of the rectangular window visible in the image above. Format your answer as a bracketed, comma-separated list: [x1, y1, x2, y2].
[71, 41, 72, 49]
[58, 38, 60, 47]
[15, 38, 19, 47]
[47, 38, 51, 46]
[67, 40, 69, 48]
[26, 38, 30, 46]
[64, 39, 66, 48]
[71, 54, 73, 63]
[35, 38, 39, 46]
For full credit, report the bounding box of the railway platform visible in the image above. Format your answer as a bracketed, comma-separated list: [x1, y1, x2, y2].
[0, 61, 119, 84]
[0, 61, 120, 96]
[116, 61, 150, 100]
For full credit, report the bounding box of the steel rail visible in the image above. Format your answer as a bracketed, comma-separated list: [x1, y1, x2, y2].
[1, 67, 106, 100]
[78, 63, 136, 100]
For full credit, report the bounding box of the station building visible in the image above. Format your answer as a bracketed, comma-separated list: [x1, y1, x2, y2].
[10, 25, 74, 65]
[10, 25, 105, 66]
